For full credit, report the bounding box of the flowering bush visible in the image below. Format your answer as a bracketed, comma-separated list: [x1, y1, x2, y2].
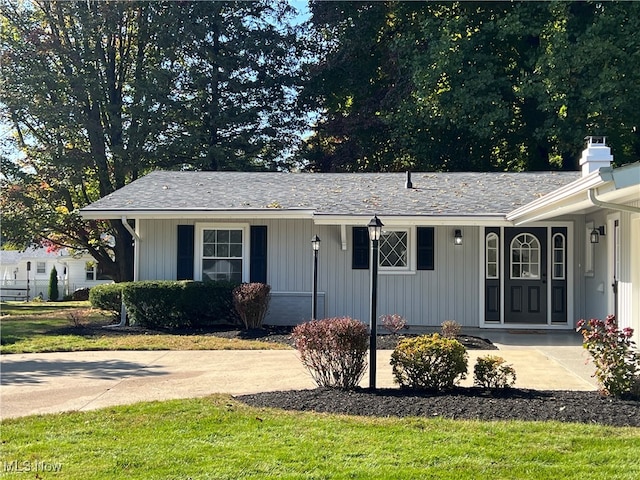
[232, 283, 271, 329]
[473, 355, 516, 389]
[441, 320, 462, 338]
[577, 315, 640, 398]
[292, 317, 368, 389]
[380, 314, 407, 335]
[390, 333, 468, 391]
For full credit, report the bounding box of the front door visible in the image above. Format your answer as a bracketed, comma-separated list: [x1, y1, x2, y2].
[504, 228, 547, 324]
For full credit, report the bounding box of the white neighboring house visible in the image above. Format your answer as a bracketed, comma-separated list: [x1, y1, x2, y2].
[0, 248, 112, 301]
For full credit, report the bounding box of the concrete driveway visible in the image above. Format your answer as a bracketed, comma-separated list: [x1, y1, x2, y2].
[1, 332, 598, 419]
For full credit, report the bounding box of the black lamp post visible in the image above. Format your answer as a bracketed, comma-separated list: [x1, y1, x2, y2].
[311, 235, 321, 320]
[26, 261, 31, 302]
[367, 215, 383, 389]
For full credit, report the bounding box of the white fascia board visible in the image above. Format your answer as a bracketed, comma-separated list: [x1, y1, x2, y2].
[312, 214, 511, 226]
[80, 209, 316, 220]
[506, 170, 609, 224]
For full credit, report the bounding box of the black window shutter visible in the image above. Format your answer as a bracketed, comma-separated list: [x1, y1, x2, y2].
[417, 227, 435, 270]
[352, 227, 370, 269]
[177, 225, 195, 280]
[250, 226, 268, 283]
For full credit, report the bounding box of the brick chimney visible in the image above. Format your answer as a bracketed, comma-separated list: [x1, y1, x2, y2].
[580, 136, 613, 176]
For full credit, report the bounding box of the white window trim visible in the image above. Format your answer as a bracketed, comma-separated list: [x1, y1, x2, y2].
[584, 221, 595, 277]
[552, 233, 566, 280]
[194, 223, 250, 282]
[86, 262, 97, 281]
[377, 227, 416, 274]
[485, 232, 499, 279]
[36, 261, 46, 275]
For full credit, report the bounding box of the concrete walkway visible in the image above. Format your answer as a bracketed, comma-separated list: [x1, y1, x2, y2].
[0, 331, 598, 419]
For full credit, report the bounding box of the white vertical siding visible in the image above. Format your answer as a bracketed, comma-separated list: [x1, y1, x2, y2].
[582, 197, 640, 345]
[135, 218, 482, 327]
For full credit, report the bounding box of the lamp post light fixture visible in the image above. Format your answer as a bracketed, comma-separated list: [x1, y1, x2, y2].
[367, 215, 384, 390]
[311, 235, 321, 320]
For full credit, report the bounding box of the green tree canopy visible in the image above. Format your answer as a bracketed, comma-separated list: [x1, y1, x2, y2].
[1, 0, 304, 280]
[300, 1, 640, 172]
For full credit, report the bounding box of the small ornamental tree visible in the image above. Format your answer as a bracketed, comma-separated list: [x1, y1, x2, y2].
[48, 266, 59, 301]
[233, 283, 271, 329]
[577, 315, 640, 398]
[292, 317, 369, 389]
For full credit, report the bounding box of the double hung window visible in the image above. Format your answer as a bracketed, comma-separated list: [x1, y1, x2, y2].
[201, 228, 244, 283]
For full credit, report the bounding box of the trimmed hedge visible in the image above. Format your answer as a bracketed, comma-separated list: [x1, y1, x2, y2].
[120, 280, 239, 330]
[89, 283, 130, 320]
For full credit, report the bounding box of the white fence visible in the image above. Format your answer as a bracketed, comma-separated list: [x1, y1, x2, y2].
[1, 279, 76, 301]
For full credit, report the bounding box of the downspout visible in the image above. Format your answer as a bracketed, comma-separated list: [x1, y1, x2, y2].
[118, 216, 141, 327]
[587, 189, 640, 214]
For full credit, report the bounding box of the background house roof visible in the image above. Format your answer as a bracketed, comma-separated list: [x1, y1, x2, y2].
[81, 170, 581, 217]
[0, 248, 68, 265]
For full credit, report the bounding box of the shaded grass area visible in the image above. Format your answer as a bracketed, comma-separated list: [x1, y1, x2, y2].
[1, 395, 639, 479]
[0, 301, 289, 354]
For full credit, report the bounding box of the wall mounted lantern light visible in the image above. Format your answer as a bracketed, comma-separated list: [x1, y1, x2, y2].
[453, 229, 463, 246]
[590, 226, 606, 244]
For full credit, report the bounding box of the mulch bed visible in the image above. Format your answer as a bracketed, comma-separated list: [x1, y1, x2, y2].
[237, 387, 640, 427]
[203, 326, 498, 350]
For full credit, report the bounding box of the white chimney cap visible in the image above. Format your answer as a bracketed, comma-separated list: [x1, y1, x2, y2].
[580, 136, 612, 176]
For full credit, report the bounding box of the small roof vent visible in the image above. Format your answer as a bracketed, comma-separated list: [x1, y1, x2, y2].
[405, 171, 413, 189]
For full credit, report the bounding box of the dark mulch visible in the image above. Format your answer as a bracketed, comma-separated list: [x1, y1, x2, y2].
[237, 387, 640, 427]
[204, 326, 498, 350]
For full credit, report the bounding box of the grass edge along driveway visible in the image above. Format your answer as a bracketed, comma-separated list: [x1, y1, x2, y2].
[1, 395, 639, 480]
[0, 301, 289, 354]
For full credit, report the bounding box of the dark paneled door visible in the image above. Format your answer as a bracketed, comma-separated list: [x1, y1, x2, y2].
[504, 228, 547, 324]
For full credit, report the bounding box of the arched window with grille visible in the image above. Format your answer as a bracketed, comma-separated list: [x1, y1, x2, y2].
[510, 233, 540, 279]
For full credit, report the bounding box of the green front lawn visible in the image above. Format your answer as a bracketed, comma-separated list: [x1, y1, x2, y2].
[1, 395, 638, 479]
[0, 301, 288, 354]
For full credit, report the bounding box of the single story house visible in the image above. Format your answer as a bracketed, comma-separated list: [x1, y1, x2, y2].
[0, 247, 112, 301]
[80, 137, 640, 343]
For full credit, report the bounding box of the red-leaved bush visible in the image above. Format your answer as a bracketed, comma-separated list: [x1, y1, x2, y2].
[577, 315, 640, 398]
[380, 314, 407, 335]
[292, 317, 369, 389]
[232, 283, 271, 329]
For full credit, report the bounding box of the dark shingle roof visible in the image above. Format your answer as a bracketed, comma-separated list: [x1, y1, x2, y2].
[82, 170, 581, 217]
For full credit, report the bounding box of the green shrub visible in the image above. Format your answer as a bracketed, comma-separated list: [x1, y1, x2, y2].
[48, 266, 59, 301]
[390, 333, 468, 391]
[182, 281, 239, 328]
[118, 280, 240, 330]
[123, 281, 183, 329]
[473, 355, 516, 389]
[89, 283, 129, 320]
[232, 283, 271, 329]
[441, 320, 461, 338]
[293, 317, 369, 389]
